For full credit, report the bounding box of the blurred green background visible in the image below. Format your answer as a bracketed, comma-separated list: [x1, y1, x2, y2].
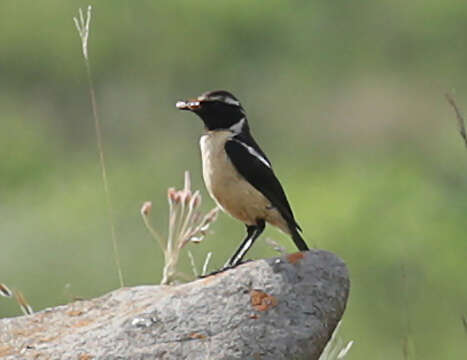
[1, 0, 466, 358]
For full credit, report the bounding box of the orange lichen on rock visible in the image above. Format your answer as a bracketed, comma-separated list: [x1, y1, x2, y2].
[11, 325, 46, 337]
[0, 345, 14, 357]
[286, 252, 305, 264]
[189, 332, 206, 339]
[67, 310, 84, 317]
[39, 335, 60, 343]
[72, 319, 93, 328]
[250, 290, 278, 312]
[79, 354, 94, 360]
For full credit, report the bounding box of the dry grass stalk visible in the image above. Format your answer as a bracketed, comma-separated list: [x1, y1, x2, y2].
[319, 321, 353, 360]
[201, 251, 213, 277]
[141, 171, 218, 285]
[13, 289, 33, 315]
[187, 250, 199, 277]
[0, 283, 12, 297]
[445, 92, 467, 149]
[73, 6, 124, 287]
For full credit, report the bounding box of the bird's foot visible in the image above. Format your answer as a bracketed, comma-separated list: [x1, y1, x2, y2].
[198, 266, 233, 279]
[197, 259, 254, 279]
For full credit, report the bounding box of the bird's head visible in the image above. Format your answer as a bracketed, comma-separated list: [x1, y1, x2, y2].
[176, 90, 246, 132]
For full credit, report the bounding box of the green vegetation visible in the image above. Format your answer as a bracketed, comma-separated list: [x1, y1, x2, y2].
[1, 1, 466, 359]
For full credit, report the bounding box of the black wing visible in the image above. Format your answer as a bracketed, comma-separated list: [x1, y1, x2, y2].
[233, 131, 271, 167]
[224, 138, 301, 231]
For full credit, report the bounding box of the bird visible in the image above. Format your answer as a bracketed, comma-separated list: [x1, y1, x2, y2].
[176, 90, 308, 269]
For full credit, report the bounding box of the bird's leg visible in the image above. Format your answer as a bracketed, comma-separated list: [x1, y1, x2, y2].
[222, 225, 256, 269]
[198, 220, 265, 278]
[224, 220, 265, 269]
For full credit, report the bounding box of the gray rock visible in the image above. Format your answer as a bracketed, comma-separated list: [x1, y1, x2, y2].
[0, 250, 349, 360]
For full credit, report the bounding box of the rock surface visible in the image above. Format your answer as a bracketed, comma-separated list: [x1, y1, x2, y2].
[0, 250, 349, 360]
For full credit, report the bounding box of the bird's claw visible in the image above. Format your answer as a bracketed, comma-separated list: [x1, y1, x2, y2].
[198, 265, 233, 279]
[197, 259, 254, 279]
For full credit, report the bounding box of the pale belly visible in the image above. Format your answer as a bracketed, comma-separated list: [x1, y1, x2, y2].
[200, 132, 290, 234]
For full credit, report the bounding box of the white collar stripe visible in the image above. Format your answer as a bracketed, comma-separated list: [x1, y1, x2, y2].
[229, 118, 245, 134]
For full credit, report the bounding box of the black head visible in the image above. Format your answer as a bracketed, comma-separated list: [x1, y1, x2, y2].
[176, 90, 246, 131]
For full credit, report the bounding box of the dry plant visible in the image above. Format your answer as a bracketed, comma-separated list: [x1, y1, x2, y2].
[1, 283, 34, 316]
[400, 262, 416, 360]
[319, 321, 353, 360]
[74, 6, 124, 287]
[13, 289, 33, 316]
[445, 92, 467, 149]
[141, 171, 219, 285]
[0, 283, 12, 298]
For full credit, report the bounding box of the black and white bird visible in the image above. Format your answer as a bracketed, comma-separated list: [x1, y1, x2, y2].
[176, 90, 308, 269]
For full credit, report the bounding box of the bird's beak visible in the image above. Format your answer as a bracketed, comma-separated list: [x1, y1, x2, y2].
[176, 98, 202, 111]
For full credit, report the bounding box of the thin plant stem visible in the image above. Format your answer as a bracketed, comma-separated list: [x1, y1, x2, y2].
[167, 200, 176, 254]
[401, 262, 414, 360]
[178, 194, 198, 243]
[142, 213, 167, 256]
[202, 252, 212, 276]
[174, 171, 190, 242]
[13, 289, 33, 315]
[74, 6, 124, 287]
[445, 92, 467, 149]
[0, 283, 12, 297]
[86, 57, 124, 288]
[175, 200, 186, 245]
[187, 250, 198, 277]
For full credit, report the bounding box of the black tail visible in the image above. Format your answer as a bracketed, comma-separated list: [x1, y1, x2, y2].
[291, 226, 309, 251]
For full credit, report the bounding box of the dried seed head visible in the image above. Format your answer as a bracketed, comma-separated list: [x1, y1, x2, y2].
[141, 201, 152, 216]
[181, 189, 192, 205]
[167, 187, 176, 202]
[168, 188, 182, 204]
[0, 283, 12, 297]
[73, 6, 92, 61]
[190, 191, 201, 209]
[152, 170, 221, 284]
[202, 207, 219, 226]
